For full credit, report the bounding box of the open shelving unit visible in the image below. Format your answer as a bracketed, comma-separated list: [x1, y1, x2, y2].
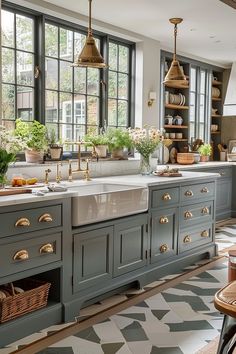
[211, 71, 223, 160]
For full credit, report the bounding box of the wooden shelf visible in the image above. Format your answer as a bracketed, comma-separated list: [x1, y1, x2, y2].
[164, 125, 188, 129]
[212, 97, 222, 101]
[212, 80, 222, 86]
[164, 83, 189, 89]
[165, 104, 189, 110]
[212, 114, 222, 118]
[211, 131, 221, 134]
[172, 139, 188, 142]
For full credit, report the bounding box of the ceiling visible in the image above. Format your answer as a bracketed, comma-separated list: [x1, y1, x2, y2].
[42, 0, 236, 67]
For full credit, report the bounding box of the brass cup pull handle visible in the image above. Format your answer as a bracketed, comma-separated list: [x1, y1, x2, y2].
[162, 193, 172, 201]
[160, 244, 169, 253]
[202, 207, 209, 215]
[184, 211, 193, 219]
[183, 235, 191, 243]
[159, 216, 169, 224]
[15, 217, 30, 227]
[38, 213, 53, 223]
[13, 249, 29, 261]
[201, 230, 209, 238]
[185, 190, 193, 197]
[201, 187, 209, 193]
[39, 243, 54, 254]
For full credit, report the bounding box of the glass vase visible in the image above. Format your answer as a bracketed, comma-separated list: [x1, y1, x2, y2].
[140, 154, 152, 175]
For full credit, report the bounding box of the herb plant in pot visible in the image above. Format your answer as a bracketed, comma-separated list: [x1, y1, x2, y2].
[198, 143, 212, 162]
[47, 128, 63, 160]
[15, 119, 47, 163]
[107, 128, 133, 159]
[84, 133, 109, 158]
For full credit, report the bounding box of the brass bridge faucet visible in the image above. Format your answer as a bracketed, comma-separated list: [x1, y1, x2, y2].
[67, 140, 93, 181]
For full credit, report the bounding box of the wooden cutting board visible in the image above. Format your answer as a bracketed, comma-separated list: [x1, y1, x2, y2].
[0, 188, 32, 196]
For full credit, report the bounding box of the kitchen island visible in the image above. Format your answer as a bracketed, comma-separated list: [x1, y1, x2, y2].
[0, 171, 219, 347]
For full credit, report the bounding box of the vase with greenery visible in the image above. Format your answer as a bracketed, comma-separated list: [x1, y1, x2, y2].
[15, 119, 47, 163]
[47, 128, 63, 160]
[198, 143, 212, 162]
[106, 128, 133, 159]
[84, 133, 109, 158]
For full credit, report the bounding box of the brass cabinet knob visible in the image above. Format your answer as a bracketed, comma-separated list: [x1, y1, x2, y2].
[160, 244, 169, 253]
[13, 249, 29, 261]
[38, 213, 53, 223]
[201, 207, 209, 215]
[201, 230, 209, 238]
[220, 172, 226, 176]
[39, 243, 54, 254]
[162, 193, 172, 201]
[159, 216, 169, 224]
[183, 235, 191, 243]
[201, 187, 209, 193]
[15, 217, 30, 227]
[184, 211, 193, 219]
[185, 190, 193, 197]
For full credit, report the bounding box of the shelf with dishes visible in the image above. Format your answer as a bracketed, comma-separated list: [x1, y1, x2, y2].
[212, 80, 222, 86]
[164, 125, 188, 129]
[164, 82, 189, 89]
[212, 114, 222, 118]
[212, 97, 222, 102]
[165, 104, 189, 110]
[211, 131, 221, 135]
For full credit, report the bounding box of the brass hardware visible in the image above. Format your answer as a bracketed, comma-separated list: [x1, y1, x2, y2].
[15, 217, 30, 227]
[44, 168, 51, 185]
[201, 187, 209, 193]
[185, 190, 193, 197]
[220, 172, 226, 176]
[201, 207, 209, 215]
[39, 243, 54, 254]
[34, 65, 40, 79]
[201, 230, 209, 238]
[183, 235, 191, 243]
[38, 213, 53, 223]
[56, 162, 62, 183]
[159, 216, 169, 224]
[66, 141, 93, 181]
[160, 244, 169, 253]
[184, 211, 193, 219]
[162, 193, 172, 201]
[163, 18, 188, 87]
[13, 249, 29, 261]
[72, 0, 106, 68]
[68, 160, 73, 182]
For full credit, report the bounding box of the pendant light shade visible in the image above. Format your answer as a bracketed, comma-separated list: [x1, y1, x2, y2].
[73, 0, 107, 68]
[164, 18, 188, 87]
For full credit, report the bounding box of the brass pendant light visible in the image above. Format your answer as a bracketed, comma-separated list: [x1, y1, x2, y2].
[73, 0, 107, 68]
[164, 18, 188, 87]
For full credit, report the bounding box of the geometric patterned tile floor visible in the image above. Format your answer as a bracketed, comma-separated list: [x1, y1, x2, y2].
[2, 219, 236, 354]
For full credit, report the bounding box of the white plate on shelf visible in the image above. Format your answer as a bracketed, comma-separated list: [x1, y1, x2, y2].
[155, 146, 170, 164]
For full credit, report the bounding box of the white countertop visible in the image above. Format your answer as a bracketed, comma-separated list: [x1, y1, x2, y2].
[164, 161, 233, 170]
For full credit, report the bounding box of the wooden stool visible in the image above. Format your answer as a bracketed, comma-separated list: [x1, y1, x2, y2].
[214, 281, 236, 354]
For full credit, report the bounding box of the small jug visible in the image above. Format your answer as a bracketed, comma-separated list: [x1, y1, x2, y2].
[165, 115, 173, 125]
[174, 115, 183, 125]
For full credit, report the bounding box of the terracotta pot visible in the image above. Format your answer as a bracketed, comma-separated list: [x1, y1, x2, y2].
[111, 148, 124, 159]
[49, 146, 62, 160]
[25, 149, 44, 163]
[95, 145, 107, 158]
[200, 155, 209, 162]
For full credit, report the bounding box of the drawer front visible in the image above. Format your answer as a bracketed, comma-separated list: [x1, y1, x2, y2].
[180, 201, 213, 227]
[0, 233, 62, 277]
[180, 182, 215, 204]
[151, 187, 179, 209]
[0, 205, 62, 238]
[209, 167, 232, 179]
[179, 224, 213, 253]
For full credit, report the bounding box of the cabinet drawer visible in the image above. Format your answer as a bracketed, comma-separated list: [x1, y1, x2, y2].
[151, 187, 179, 209]
[179, 224, 213, 253]
[209, 167, 232, 178]
[0, 233, 61, 277]
[0, 205, 62, 238]
[180, 182, 215, 203]
[180, 201, 213, 227]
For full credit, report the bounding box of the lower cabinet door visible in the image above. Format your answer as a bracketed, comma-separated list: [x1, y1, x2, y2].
[216, 178, 232, 219]
[151, 208, 178, 264]
[73, 226, 113, 292]
[113, 215, 148, 277]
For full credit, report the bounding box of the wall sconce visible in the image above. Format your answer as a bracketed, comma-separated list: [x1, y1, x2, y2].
[148, 91, 156, 107]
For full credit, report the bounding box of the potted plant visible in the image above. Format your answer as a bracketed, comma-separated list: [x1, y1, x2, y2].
[106, 128, 133, 159]
[198, 143, 212, 162]
[47, 128, 63, 160]
[84, 133, 109, 158]
[15, 119, 47, 163]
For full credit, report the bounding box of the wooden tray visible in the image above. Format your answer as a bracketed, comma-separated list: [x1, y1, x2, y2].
[0, 188, 32, 196]
[153, 172, 182, 177]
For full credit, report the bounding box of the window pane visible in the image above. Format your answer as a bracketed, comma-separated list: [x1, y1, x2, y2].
[16, 14, 33, 52]
[47, 123, 59, 140]
[17, 51, 34, 86]
[46, 58, 58, 90]
[108, 71, 117, 98]
[74, 32, 86, 61]
[74, 67, 86, 93]
[108, 99, 117, 126]
[60, 124, 73, 142]
[87, 126, 98, 135]
[190, 67, 196, 91]
[75, 125, 85, 140]
[1, 10, 14, 47]
[46, 90, 58, 123]
[17, 86, 33, 120]
[2, 48, 15, 83]
[119, 45, 128, 73]
[2, 84, 15, 120]
[109, 42, 118, 71]
[200, 70, 206, 94]
[87, 96, 99, 125]
[60, 93, 72, 123]
[60, 28, 73, 61]
[118, 73, 128, 99]
[45, 24, 58, 57]
[74, 95, 86, 124]
[200, 94, 205, 122]
[87, 68, 99, 96]
[60, 61, 72, 92]
[118, 100, 128, 126]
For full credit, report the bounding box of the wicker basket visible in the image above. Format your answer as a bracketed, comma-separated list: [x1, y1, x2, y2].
[0, 278, 51, 323]
[177, 153, 194, 165]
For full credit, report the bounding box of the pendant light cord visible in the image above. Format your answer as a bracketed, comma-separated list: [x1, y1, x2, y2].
[173, 23, 177, 61]
[88, 0, 92, 36]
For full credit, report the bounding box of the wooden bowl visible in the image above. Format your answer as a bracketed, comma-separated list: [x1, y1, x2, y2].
[177, 153, 194, 165]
